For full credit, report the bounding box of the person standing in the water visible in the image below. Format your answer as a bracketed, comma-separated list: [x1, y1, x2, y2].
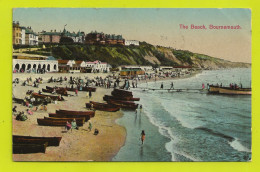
[170, 82, 174, 89]
[160, 82, 164, 89]
[141, 130, 145, 145]
[139, 104, 143, 112]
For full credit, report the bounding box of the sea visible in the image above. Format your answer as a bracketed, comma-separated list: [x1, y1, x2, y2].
[112, 68, 251, 162]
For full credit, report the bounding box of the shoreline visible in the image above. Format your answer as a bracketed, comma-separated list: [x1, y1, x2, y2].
[12, 69, 202, 161]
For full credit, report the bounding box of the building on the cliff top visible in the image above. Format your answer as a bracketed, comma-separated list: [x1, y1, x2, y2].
[61, 28, 85, 43]
[85, 31, 106, 44]
[38, 29, 85, 44]
[25, 27, 38, 45]
[124, 40, 139, 46]
[13, 21, 26, 45]
[38, 30, 61, 44]
[85, 31, 124, 45]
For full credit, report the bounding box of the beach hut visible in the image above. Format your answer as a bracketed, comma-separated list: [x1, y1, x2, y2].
[120, 69, 145, 77]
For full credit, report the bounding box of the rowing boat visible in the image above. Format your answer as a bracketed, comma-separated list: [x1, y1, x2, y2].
[42, 88, 53, 93]
[111, 91, 133, 98]
[48, 113, 90, 121]
[86, 101, 120, 112]
[31, 92, 64, 101]
[13, 97, 24, 104]
[13, 142, 48, 154]
[56, 109, 95, 117]
[113, 89, 133, 95]
[103, 95, 140, 101]
[37, 118, 84, 126]
[209, 85, 251, 95]
[45, 86, 68, 96]
[13, 135, 62, 146]
[81, 87, 96, 92]
[107, 99, 138, 110]
[44, 117, 85, 123]
[218, 87, 251, 95]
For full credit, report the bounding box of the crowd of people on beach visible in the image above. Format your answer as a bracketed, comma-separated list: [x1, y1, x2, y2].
[19, 77, 43, 88]
[12, 68, 197, 151]
[12, 105, 34, 121]
[13, 67, 47, 74]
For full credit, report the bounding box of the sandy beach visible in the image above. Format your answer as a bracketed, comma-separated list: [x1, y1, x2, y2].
[12, 73, 126, 161]
[12, 70, 201, 161]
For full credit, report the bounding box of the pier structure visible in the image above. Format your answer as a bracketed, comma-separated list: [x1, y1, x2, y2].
[132, 87, 205, 93]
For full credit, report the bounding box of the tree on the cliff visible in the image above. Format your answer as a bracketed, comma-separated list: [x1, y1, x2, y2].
[60, 36, 74, 44]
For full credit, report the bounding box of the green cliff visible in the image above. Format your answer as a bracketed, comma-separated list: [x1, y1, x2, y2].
[19, 42, 251, 69]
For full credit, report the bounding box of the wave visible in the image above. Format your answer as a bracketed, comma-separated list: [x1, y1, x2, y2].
[229, 138, 251, 153]
[139, 94, 202, 161]
[160, 99, 204, 129]
[195, 127, 234, 142]
[233, 113, 251, 119]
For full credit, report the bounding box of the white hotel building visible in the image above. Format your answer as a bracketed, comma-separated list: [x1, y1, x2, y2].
[124, 40, 139, 46]
[86, 60, 111, 73]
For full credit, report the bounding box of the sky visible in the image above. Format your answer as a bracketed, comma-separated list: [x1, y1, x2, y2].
[13, 8, 251, 63]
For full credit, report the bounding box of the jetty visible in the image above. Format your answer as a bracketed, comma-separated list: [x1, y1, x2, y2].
[133, 87, 205, 92]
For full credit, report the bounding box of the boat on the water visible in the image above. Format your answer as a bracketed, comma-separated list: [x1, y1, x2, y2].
[13, 135, 62, 146]
[37, 118, 85, 126]
[208, 85, 251, 95]
[13, 142, 48, 154]
[86, 101, 120, 112]
[56, 109, 95, 117]
[48, 113, 91, 121]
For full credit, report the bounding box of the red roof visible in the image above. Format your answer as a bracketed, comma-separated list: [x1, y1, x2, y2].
[75, 61, 83, 65]
[58, 60, 69, 64]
